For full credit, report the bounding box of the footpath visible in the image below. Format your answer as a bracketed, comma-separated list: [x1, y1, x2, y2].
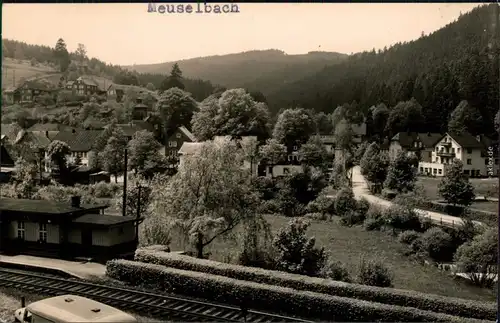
[332, 166, 483, 228]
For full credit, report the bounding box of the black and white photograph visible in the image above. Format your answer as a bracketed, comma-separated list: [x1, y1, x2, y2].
[0, 2, 498, 322]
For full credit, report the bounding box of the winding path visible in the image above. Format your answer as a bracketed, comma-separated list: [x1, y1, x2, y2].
[342, 166, 483, 228]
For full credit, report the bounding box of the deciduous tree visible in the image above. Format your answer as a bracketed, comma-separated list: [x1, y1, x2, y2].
[127, 130, 165, 176]
[259, 138, 287, 167]
[148, 137, 264, 259]
[447, 100, 483, 135]
[102, 129, 128, 182]
[438, 159, 475, 207]
[298, 135, 330, 171]
[273, 108, 315, 148]
[384, 150, 417, 193]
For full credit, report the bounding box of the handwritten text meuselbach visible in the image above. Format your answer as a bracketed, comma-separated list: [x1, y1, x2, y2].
[148, 3, 240, 14]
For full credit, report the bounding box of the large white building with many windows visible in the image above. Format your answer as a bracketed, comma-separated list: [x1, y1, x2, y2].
[418, 132, 498, 177]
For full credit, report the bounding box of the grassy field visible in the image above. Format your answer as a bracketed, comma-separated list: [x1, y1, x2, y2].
[0, 288, 164, 323]
[169, 214, 496, 302]
[417, 176, 498, 213]
[2, 58, 57, 89]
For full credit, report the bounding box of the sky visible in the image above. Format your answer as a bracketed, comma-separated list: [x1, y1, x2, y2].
[2, 3, 483, 66]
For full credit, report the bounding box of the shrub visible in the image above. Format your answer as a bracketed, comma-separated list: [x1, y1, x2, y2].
[363, 207, 386, 231]
[340, 210, 366, 227]
[107, 259, 488, 322]
[357, 258, 393, 288]
[132, 249, 496, 320]
[306, 195, 335, 215]
[320, 260, 352, 283]
[418, 228, 455, 262]
[87, 182, 121, 198]
[356, 198, 370, 217]
[334, 188, 357, 216]
[304, 212, 329, 221]
[382, 189, 397, 200]
[398, 230, 420, 245]
[382, 205, 423, 233]
[258, 199, 281, 214]
[272, 218, 327, 277]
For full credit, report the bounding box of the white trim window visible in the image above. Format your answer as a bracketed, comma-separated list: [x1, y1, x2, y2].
[39, 223, 47, 243]
[17, 221, 25, 240]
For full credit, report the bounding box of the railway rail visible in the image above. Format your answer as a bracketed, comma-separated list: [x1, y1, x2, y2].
[0, 267, 312, 322]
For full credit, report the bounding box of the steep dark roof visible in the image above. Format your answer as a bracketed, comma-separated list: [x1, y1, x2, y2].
[15, 130, 51, 149]
[177, 126, 197, 142]
[0, 198, 107, 215]
[447, 132, 484, 149]
[28, 123, 75, 132]
[21, 80, 55, 91]
[0, 124, 22, 141]
[391, 132, 442, 149]
[73, 214, 141, 227]
[53, 130, 103, 152]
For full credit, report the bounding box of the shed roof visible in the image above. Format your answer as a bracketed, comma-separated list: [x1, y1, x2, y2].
[0, 198, 107, 215]
[73, 214, 141, 227]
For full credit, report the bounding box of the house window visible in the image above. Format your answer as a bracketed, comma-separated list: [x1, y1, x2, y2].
[451, 148, 455, 153]
[419, 167, 423, 172]
[457, 148, 460, 153]
[169, 141, 177, 148]
[467, 159, 472, 165]
[424, 168, 429, 173]
[433, 168, 437, 174]
[438, 169, 442, 175]
[39, 223, 47, 243]
[176, 133, 181, 138]
[17, 221, 25, 240]
[435, 147, 439, 152]
[467, 149, 472, 154]
[428, 152, 431, 158]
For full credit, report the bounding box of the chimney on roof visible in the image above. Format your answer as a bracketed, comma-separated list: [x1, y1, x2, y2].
[71, 196, 81, 208]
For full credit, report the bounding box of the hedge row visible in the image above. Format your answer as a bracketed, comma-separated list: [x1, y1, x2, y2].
[134, 248, 496, 320]
[106, 259, 490, 322]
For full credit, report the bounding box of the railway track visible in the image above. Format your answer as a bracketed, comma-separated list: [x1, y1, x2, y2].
[0, 267, 312, 322]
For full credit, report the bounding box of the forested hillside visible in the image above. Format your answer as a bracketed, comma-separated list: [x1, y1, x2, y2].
[125, 50, 348, 93]
[267, 4, 499, 136]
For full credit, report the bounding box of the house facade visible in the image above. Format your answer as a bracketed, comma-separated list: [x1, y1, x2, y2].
[10, 80, 56, 103]
[66, 77, 103, 96]
[418, 132, 499, 177]
[165, 126, 197, 159]
[0, 197, 141, 261]
[389, 132, 442, 162]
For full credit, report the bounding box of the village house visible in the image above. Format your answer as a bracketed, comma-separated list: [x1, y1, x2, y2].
[66, 77, 106, 96]
[0, 196, 142, 261]
[389, 132, 443, 162]
[107, 84, 158, 104]
[164, 126, 197, 159]
[418, 132, 499, 177]
[52, 129, 103, 166]
[4, 80, 56, 104]
[14, 130, 52, 171]
[131, 97, 153, 121]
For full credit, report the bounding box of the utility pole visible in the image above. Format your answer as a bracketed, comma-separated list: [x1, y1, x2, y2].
[122, 148, 128, 217]
[135, 183, 142, 245]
